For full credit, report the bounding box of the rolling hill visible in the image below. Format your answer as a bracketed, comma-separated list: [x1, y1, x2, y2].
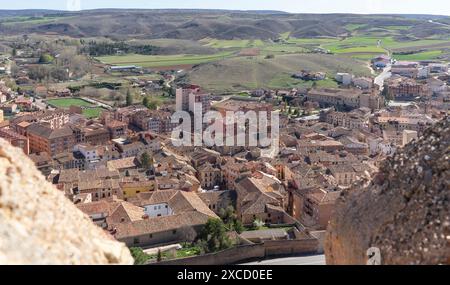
[184, 53, 371, 93]
[1, 10, 449, 41]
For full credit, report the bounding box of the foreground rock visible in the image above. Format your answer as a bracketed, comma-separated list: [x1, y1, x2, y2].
[0, 139, 133, 265]
[325, 118, 449, 265]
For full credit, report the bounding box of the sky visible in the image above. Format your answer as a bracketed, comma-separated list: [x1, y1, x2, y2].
[1, 0, 450, 16]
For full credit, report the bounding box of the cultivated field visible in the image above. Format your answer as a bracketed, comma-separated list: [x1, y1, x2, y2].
[8, 10, 448, 95]
[96, 51, 235, 68]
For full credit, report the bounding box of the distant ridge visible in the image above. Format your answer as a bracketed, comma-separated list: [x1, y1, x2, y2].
[0, 10, 449, 40]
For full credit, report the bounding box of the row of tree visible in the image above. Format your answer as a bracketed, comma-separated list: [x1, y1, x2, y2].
[83, 41, 160, 56]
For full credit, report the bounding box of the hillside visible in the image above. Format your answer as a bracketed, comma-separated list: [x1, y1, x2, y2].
[185, 53, 370, 92]
[325, 118, 450, 265]
[1, 10, 450, 40]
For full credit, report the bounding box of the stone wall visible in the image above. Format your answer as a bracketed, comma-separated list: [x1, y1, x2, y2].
[325, 118, 449, 265]
[153, 238, 319, 265]
[0, 139, 133, 265]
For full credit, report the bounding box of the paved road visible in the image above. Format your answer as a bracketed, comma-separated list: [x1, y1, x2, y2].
[374, 65, 391, 91]
[240, 254, 326, 265]
[428, 19, 450, 28]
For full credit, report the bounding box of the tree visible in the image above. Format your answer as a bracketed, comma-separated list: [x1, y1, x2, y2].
[233, 220, 245, 234]
[12, 47, 17, 57]
[147, 100, 158, 110]
[129, 247, 151, 265]
[38, 53, 54, 64]
[382, 84, 392, 100]
[198, 218, 232, 253]
[142, 96, 149, 108]
[140, 152, 153, 170]
[157, 249, 162, 262]
[219, 206, 245, 234]
[219, 206, 236, 224]
[167, 87, 175, 97]
[252, 219, 265, 230]
[126, 89, 133, 106]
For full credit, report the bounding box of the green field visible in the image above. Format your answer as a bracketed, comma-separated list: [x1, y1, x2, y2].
[201, 38, 265, 49]
[393, 50, 444, 61]
[47, 98, 105, 118]
[82, 107, 106, 119]
[261, 44, 308, 55]
[0, 16, 72, 26]
[96, 51, 235, 68]
[47, 98, 94, 108]
[333, 46, 386, 54]
[345, 24, 368, 31]
[96, 34, 450, 95]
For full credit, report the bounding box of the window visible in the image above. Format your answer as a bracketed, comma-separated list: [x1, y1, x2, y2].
[149, 234, 153, 239]
[133, 238, 139, 244]
[172, 230, 177, 235]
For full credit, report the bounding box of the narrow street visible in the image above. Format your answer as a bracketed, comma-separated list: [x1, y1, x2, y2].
[374, 64, 392, 91]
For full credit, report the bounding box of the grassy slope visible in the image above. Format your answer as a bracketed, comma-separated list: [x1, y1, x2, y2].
[187, 53, 368, 93]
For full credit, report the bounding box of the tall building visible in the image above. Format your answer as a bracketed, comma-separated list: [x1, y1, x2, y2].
[176, 85, 200, 112]
[176, 85, 210, 116]
[189, 92, 210, 116]
[27, 123, 76, 156]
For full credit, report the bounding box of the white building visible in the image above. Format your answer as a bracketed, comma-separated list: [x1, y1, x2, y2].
[74, 144, 100, 161]
[417, 66, 429, 79]
[402, 130, 418, 147]
[335, 73, 353, 85]
[143, 203, 173, 217]
[368, 137, 397, 156]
